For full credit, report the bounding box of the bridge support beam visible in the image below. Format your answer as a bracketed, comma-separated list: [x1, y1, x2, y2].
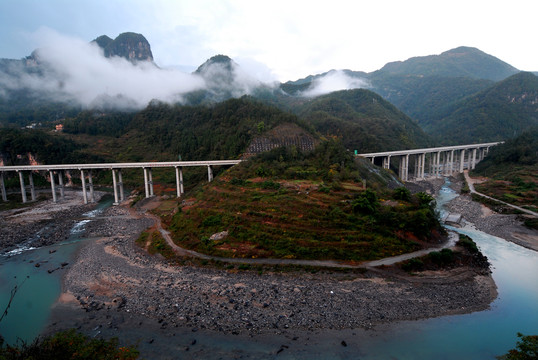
[49, 171, 57, 203]
[58, 171, 65, 200]
[149, 169, 154, 196]
[118, 169, 124, 202]
[382, 156, 391, 169]
[18, 171, 27, 203]
[88, 170, 95, 203]
[399, 154, 409, 182]
[28, 172, 36, 201]
[471, 148, 477, 169]
[143, 168, 149, 198]
[207, 165, 213, 182]
[459, 150, 465, 173]
[81, 170, 88, 204]
[0, 172, 7, 202]
[175, 166, 184, 198]
[112, 169, 119, 205]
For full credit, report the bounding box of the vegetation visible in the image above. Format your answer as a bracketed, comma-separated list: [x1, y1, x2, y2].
[472, 128, 538, 214]
[164, 140, 444, 261]
[497, 333, 538, 360]
[293, 89, 432, 152]
[0, 329, 139, 359]
[426, 72, 538, 144]
[401, 234, 487, 272]
[0, 128, 103, 166]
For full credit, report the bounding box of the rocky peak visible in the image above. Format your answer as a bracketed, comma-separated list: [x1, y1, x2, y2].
[92, 32, 153, 63]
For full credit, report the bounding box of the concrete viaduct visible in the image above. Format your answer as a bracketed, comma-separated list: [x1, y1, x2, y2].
[0, 142, 500, 205]
[358, 142, 501, 182]
[0, 160, 240, 205]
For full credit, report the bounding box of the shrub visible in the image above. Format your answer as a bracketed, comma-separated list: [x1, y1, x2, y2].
[202, 214, 222, 227]
[457, 234, 479, 253]
[261, 180, 281, 190]
[352, 189, 379, 215]
[0, 329, 139, 359]
[393, 187, 411, 201]
[496, 332, 538, 360]
[428, 248, 454, 266]
[402, 258, 424, 272]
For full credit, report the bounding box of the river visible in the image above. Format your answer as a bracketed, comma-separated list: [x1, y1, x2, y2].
[0, 182, 537, 359]
[0, 196, 113, 345]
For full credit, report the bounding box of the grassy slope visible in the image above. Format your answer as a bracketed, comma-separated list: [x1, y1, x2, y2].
[159, 144, 444, 262]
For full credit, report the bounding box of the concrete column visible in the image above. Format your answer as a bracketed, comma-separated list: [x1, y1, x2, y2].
[435, 151, 441, 177]
[143, 168, 149, 198]
[459, 150, 465, 172]
[149, 168, 154, 196]
[118, 169, 124, 201]
[50, 170, 57, 203]
[81, 170, 88, 204]
[58, 171, 65, 199]
[175, 167, 181, 198]
[88, 171, 95, 203]
[207, 165, 213, 182]
[471, 148, 477, 169]
[399, 155, 405, 180]
[420, 153, 426, 179]
[28, 172, 36, 201]
[112, 169, 119, 205]
[449, 150, 455, 174]
[18, 171, 27, 203]
[179, 167, 184, 195]
[0, 172, 7, 202]
[371, 157, 375, 164]
[404, 154, 409, 182]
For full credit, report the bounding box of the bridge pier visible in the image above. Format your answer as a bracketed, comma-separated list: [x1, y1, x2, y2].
[88, 170, 95, 203]
[81, 170, 88, 204]
[0, 172, 7, 202]
[58, 171, 65, 200]
[175, 166, 184, 197]
[18, 171, 27, 203]
[118, 169, 125, 202]
[112, 169, 119, 205]
[207, 165, 213, 182]
[28, 172, 36, 201]
[143, 167, 154, 198]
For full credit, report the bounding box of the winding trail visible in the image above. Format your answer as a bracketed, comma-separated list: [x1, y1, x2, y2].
[464, 170, 538, 217]
[145, 205, 457, 269]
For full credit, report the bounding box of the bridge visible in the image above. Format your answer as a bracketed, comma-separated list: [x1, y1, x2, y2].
[357, 142, 501, 181]
[0, 142, 501, 205]
[0, 160, 240, 205]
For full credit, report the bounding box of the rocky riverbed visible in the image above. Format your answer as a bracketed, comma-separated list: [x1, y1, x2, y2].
[0, 190, 105, 255]
[445, 178, 538, 252]
[41, 191, 498, 357]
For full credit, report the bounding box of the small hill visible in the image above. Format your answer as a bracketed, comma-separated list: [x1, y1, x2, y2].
[426, 72, 538, 144]
[377, 46, 518, 81]
[293, 89, 432, 152]
[162, 141, 443, 261]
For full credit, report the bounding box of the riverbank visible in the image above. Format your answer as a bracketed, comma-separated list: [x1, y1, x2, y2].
[42, 188, 498, 358]
[0, 190, 105, 255]
[445, 176, 538, 252]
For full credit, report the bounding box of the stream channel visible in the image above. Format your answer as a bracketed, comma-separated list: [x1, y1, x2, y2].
[0, 181, 537, 359]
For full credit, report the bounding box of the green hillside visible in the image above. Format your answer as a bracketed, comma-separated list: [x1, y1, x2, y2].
[293, 89, 432, 152]
[369, 74, 493, 125]
[426, 72, 538, 144]
[377, 46, 518, 81]
[472, 128, 538, 214]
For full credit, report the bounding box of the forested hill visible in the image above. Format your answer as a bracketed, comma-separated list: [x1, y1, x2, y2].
[64, 97, 312, 162]
[376, 46, 518, 81]
[293, 89, 432, 152]
[424, 72, 538, 145]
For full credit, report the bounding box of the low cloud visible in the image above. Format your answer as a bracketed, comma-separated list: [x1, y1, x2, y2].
[0, 28, 275, 109]
[300, 70, 369, 97]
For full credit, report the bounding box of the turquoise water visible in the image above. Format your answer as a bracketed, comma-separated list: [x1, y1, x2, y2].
[0, 197, 112, 345]
[351, 183, 538, 359]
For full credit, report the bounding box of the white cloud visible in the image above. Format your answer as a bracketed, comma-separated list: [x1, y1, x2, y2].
[300, 70, 369, 97]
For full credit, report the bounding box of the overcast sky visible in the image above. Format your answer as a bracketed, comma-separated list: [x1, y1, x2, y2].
[1, 0, 536, 82]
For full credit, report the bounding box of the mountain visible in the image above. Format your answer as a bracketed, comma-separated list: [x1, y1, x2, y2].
[293, 89, 432, 152]
[92, 32, 154, 62]
[426, 72, 538, 144]
[376, 46, 518, 81]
